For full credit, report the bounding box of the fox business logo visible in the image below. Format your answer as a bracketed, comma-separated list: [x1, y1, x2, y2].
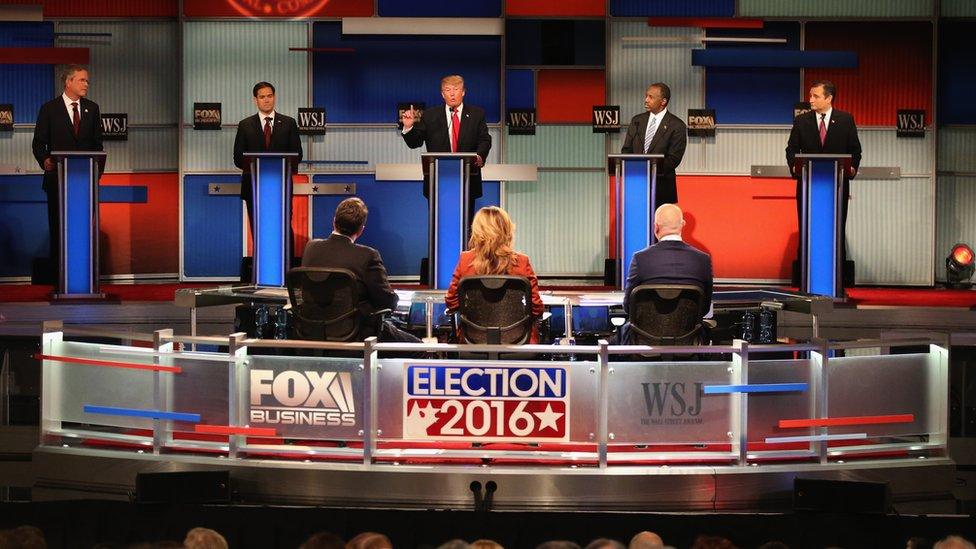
[687, 109, 715, 137]
[193, 102, 221, 130]
[0, 104, 12, 131]
[249, 369, 356, 427]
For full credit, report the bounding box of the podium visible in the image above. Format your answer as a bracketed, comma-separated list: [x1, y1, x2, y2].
[52, 151, 106, 298]
[794, 153, 852, 299]
[607, 154, 664, 288]
[422, 153, 478, 290]
[245, 152, 298, 287]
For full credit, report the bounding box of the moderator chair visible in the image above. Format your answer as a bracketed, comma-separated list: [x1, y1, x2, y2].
[625, 284, 712, 359]
[452, 275, 536, 359]
[286, 267, 390, 352]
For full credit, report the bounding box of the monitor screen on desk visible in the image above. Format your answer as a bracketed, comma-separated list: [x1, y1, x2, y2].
[549, 305, 613, 336]
[408, 302, 451, 328]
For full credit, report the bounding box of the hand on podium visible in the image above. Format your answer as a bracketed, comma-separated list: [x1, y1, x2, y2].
[474, 155, 484, 168]
[401, 107, 417, 131]
[43, 157, 55, 171]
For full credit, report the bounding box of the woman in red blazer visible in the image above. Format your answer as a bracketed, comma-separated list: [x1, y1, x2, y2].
[445, 206, 545, 343]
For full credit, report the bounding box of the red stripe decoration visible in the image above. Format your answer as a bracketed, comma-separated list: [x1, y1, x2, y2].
[194, 425, 277, 437]
[648, 18, 763, 29]
[35, 354, 182, 373]
[0, 47, 89, 64]
[778, 414, 914, 429]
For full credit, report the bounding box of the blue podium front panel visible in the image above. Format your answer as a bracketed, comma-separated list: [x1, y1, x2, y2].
[253, 158, 289, 287]
[63, 157, 96, 294]
[620, 159, 653, 281]
[806, 160, 840, 297]
[433, 158, 465, 290]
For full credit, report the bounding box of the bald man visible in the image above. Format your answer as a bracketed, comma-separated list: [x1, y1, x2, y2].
[628, 532, 665, 549]
[620, 204, 713, 341]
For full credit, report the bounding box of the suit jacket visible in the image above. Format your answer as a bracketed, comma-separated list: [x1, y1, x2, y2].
[620, 110, 687, 179]
[785, 109, 862, 178]
[32, 96, 103, 193]
[233, 112, 303, 200]
[301, 234, 399, 329]
[624, 239, 713, 315]
[402, 104, 492, 199]
[444, 250, 545, 343]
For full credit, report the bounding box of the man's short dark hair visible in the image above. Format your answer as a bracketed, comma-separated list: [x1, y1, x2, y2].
[62, 64, 88, 84]
[650, 82, 671, 104]
[334, 197, 368, 236]
[811, 79, 836, 99]
[253, 81, 275, 97]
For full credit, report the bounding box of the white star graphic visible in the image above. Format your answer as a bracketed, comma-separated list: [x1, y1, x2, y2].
[417, 401, 438, 419]
[533, 403, 563, 432]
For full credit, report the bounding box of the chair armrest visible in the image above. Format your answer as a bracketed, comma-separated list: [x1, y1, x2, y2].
[703, 319, 717, 329]
[540, 311, 551, 322]
[369, 308, 392, 318]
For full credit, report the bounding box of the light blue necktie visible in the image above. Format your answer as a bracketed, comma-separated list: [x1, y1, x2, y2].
[643, 115, 658, 153]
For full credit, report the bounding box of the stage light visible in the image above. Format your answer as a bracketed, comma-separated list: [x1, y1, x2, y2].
[946, 243, 975, 289]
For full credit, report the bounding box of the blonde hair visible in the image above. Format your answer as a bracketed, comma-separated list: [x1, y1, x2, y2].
[468, 206, 516, 275]
[441, 74, 465, 89]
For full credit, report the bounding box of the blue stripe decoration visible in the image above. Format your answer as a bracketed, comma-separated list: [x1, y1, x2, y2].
[703, 383, 808, 394]
[0, 184, 147, 203]
[692, 49, 857, 69]
[83, 405, 201, 423]
[611, 0, 733, 16]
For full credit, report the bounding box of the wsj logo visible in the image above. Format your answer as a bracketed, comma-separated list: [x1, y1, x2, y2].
[687, 109, 716, 138]
[250, 369, 356, 426]
[193, 102, 222, 130]
[640, 382, 704, 425]
[0, 104, 12, 131]
[100, 113, 128, 141]
[897, 109, 925, 138]
[592, 105, 621, 133]
[507, 108, 536, 135]
[298, 107, 326, 135]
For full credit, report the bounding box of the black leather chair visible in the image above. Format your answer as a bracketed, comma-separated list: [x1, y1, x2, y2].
[625, 284, 711, 349]
[451, 276, 536, 360]
[286, 267, 389, 344]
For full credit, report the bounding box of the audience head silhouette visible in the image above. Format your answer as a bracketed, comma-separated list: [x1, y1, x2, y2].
[653, 203, 684, 240]
[468, 206, 517, 275]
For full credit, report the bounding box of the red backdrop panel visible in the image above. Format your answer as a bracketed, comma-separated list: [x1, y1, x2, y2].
[537, 69, 605, 123]
[183, 0, 372, 18]
[98, 173, 178, 276]
[677, 175, 797, 281]
[805, 22, 932, 126]
[506, 0, 605, 17]
[1, 0, 178, 17]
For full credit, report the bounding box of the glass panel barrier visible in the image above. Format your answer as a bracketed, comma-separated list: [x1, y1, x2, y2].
[747, 358, 819, 455]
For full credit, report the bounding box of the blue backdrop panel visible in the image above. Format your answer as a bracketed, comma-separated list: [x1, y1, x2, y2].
[939, 22, 976, 124]
[378, 0, 500, 17]
[693, 49, 857, 68]
[309, 175, 499, 277]
[182, 175, 243, 279]
[505, 69, 535, 109]
[610, 0, 733, 16]
[0, 22, 54, 124]
[312, 22, 501, 123]
[705, 22, 800, 124]
[0, 175, 47, 277]
[505, 20, 605, 66]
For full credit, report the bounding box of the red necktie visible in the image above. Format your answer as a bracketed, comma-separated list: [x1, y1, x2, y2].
[263, 116, 273, 149]
[818, 114, 827, 146]
[450, 108, 460, 153]
[71, 102, 80, 138]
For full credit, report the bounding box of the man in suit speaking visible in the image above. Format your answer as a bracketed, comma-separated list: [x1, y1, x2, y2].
[400, 74, 492, 217]
[620, 82, 688, 207]
[785, 80, 862, 282]
[32, 64, 103, 281]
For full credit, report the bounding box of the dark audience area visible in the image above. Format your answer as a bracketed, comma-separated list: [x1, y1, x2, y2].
[0, 502, 974, 549]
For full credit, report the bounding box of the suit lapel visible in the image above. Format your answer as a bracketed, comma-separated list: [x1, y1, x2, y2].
[59, 99, 77, 143]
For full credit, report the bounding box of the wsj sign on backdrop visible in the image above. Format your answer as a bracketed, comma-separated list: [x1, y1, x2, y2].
[298, 107, 326, 135]
[592, 105, 621, 133]
[100, 113, 128, 141]
[897, 110, 925, 138]
[403, 363, 570, 442]
[249, 367, 359, 436]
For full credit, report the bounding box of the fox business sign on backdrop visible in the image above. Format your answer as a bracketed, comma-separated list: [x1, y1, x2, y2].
[403, 362, 570, 443]
[193, 102, 221, 130]
[248, 364, 361, 437]
[687, 109, 716, 137]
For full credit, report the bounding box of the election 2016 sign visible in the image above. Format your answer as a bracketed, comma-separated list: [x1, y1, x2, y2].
[403, 363, 570, 443]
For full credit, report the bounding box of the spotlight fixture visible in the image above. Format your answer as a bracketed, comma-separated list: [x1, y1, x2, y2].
[946, 243, 975, 289]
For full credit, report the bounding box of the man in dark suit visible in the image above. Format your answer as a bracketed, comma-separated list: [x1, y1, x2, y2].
[618, 204, 713, 344]
[233, 81, 303, 236]
[302, 197, 420, 344]
[786, 80, 862, 283]
[400, 74, 492, 214]
[620, 82, 688, 207]
[31, 64, 103, 281]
